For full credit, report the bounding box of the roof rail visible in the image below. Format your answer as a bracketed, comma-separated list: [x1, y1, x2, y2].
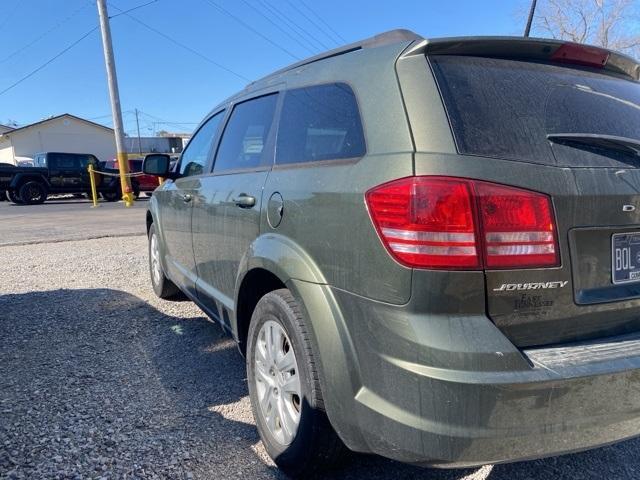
[248, 29, 423, 87]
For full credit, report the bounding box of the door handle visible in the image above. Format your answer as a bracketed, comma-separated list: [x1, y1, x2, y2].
[182, 193, 192, 203]
[233, 194, 256, 208]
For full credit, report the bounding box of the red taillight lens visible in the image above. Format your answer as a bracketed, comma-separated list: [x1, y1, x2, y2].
[366, 177, 479, 269]
[475, 182, 558, 268]
[366, 177, 559, 270]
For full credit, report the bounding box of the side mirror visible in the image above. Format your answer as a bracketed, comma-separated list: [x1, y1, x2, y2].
[143, 154, 177, 179]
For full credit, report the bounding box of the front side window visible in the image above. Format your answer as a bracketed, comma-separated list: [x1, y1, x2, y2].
[77, 155, 96, 170]
[276, 83, 365, 165]
[213, 94, 278, 173]
[179, 111, 224, 177]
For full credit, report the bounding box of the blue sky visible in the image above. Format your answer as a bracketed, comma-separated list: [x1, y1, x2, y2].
[0, 0, 531, 136]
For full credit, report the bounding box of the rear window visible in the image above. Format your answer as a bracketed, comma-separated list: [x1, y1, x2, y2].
[430, 55, 640, 167]
[276, 83, 365, 165]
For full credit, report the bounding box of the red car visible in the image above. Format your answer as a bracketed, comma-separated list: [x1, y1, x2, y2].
[105, 158, 159, 197]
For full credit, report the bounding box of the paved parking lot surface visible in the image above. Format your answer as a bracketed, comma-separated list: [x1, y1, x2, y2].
[0, 198, 147, 246]
[2, 201, 640, 479]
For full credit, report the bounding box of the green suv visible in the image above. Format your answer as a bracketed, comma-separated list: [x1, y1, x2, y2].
[143, 30, 640, 476]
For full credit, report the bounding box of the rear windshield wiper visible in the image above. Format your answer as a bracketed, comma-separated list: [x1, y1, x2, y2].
[547, 133, 640, 157]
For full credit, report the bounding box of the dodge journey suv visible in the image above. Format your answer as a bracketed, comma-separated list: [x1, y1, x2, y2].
[142, 30, 640, 477]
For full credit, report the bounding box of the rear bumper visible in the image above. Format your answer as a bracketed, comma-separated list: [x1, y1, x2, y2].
[353, 345, 640, 467]
[326, 281, 640, 467]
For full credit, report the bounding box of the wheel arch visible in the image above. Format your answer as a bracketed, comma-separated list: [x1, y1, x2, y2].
[232, 234, 368, 452]
[10, 173, 49, 190]
[233, 233, 327, 353]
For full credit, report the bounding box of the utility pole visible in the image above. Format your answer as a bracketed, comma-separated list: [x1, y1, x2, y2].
[524, 0, 538, 37]
[96, 0, 134, 207]
[135, 108, 142, 155]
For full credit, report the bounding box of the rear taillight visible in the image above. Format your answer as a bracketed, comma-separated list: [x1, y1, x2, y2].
[365, 176, 559, 270]
[475, 182, 558, 268]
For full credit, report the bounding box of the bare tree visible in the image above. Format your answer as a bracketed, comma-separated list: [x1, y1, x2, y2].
[533, 0, 640, 57]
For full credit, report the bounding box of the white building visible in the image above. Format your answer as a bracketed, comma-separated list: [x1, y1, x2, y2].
[0, 114, 116, 165]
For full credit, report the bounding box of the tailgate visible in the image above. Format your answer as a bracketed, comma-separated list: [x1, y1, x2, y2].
[487, 167, 640, 347]
[424, 52, 640, 347]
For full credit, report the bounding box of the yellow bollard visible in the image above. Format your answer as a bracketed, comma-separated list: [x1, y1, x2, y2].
[117, 152, 135, 208]
[88, 164, 99, 208]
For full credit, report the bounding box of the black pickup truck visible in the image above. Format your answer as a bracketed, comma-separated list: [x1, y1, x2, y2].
[0, 152, 128, 205]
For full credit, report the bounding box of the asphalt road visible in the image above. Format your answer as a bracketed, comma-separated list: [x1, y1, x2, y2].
[0, 196, 147, 246]
[2, 199, 640, 479]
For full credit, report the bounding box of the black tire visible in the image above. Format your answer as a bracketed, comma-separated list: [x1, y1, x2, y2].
[148, 223, 182, 299]
[6, 190, 23, 204]
[247, 289, 347, 478]
[102, 190, 120, 202]
[132, 181, 141, 200]
[0, 190, 6, 201]
[18, 181, 47, 205]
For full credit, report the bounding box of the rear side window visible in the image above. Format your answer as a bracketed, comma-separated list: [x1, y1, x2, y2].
[431, 55, 640, 167]
[49, 153, 78, 169]
[214, 94, 278, 173]
[276, 83, 365, 165]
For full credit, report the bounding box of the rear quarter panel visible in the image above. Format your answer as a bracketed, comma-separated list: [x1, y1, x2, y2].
[261, 43, 416, 304]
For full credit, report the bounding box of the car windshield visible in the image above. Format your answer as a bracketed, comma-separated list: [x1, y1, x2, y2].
[430, 55, 640, 167]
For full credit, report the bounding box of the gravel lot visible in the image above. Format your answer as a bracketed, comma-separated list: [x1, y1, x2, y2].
[2, 231, 640, 478]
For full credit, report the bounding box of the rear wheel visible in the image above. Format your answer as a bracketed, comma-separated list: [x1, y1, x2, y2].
[247, 289, 347, 478]
[6, 190, 22, 204]
[148, 223, 182, 299]
[18, 181, 47, 205]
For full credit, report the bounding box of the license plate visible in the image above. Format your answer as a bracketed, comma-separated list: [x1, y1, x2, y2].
[612, 232, 640, 284]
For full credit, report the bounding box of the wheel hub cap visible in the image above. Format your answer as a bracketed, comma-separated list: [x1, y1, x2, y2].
[254, 320, 302, 446]
[150, 233, 162, 286]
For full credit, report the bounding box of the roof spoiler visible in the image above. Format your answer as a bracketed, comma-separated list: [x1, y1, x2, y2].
[403, 36, 640, 81]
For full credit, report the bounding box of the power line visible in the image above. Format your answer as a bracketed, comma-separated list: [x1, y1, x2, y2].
[88, 110, 134, 121]
[254, 0, 321, 54]
[107, 1, 251, 82]
[0, 27, 98, 98]
[0, 1, 22, 31]
[238, 0, 316, 56]
[284, 0, 340, 47]
[136, 110, 199, 130]
[255, 0, 328, 52]
[299, 0, 346, 43]
[201, 0, 301, 60]
[109, 0, 159, 18]
[0, 3, 92, 65]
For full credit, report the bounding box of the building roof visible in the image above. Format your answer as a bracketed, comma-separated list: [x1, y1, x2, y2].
[0, 114, 114, 137]
[0, 124, 14, 133]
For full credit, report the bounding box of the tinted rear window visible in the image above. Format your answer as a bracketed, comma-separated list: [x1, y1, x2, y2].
[276, 83, 365, 165]
[431, 55, 640, 167]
